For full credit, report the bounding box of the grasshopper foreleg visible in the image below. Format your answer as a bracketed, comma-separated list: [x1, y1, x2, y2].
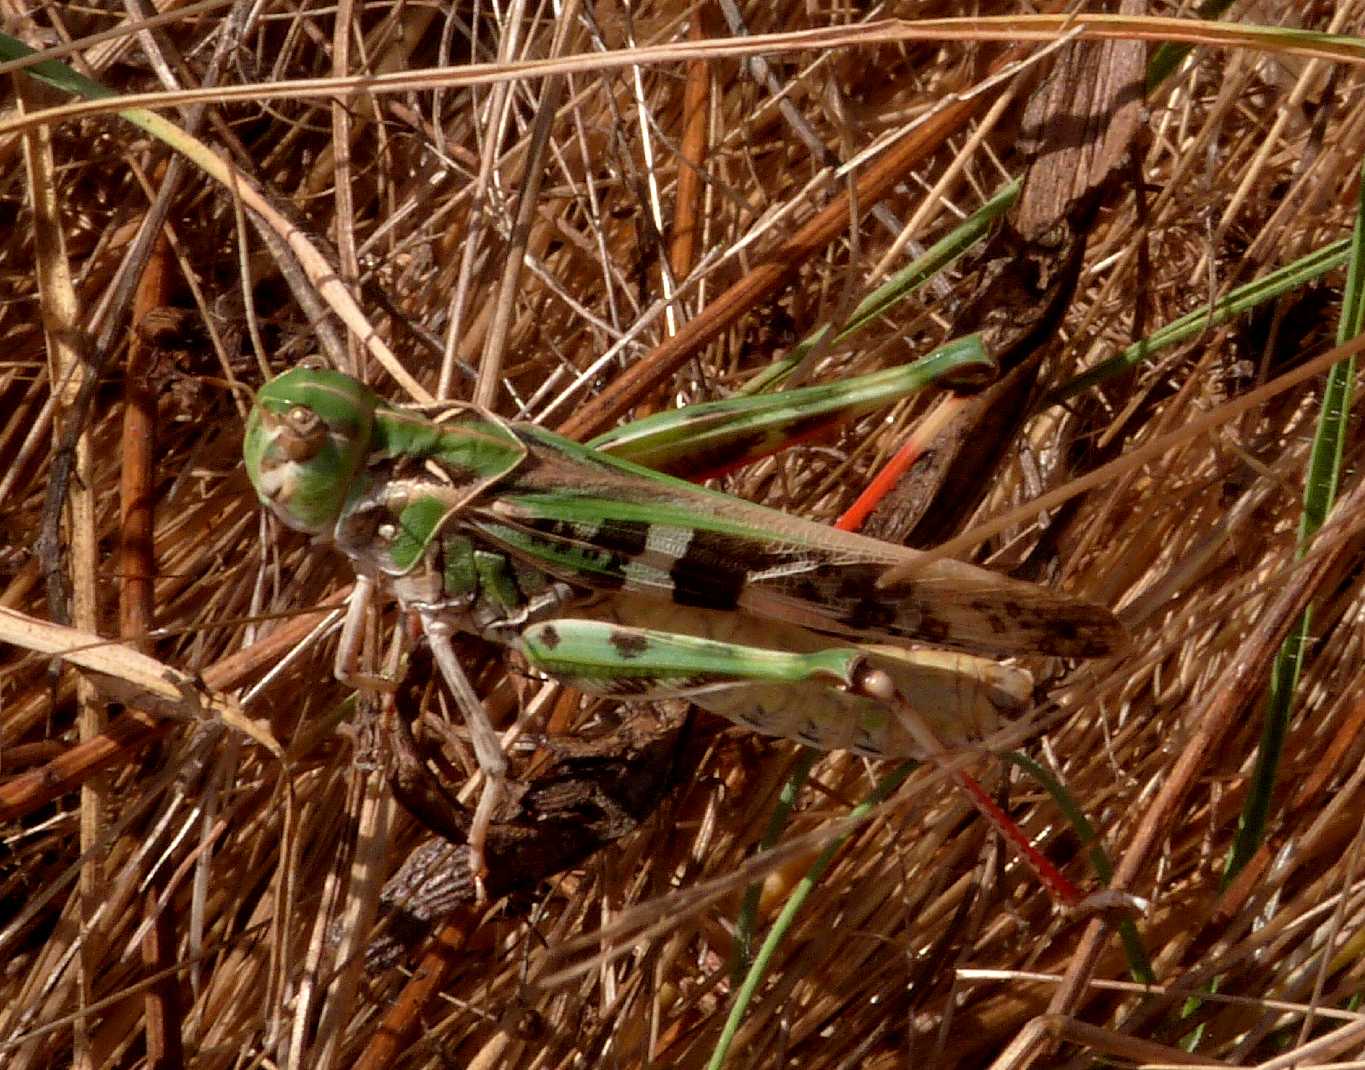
[334, 574, 402, 692]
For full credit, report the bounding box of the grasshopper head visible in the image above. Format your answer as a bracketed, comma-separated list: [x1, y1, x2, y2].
[244, 365, 377, 536]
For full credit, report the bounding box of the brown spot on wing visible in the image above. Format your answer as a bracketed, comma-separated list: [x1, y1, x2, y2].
[610, 630, 650, 659]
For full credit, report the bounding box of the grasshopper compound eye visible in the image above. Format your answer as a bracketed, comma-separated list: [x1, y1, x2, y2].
[287, 405, 320, 432]
[279, 405, 327, 461]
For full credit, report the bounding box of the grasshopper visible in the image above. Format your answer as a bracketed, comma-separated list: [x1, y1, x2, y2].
[243, 364, 1123, 893]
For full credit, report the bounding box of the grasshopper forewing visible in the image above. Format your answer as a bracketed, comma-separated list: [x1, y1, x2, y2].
[244, 366, 1124, 893]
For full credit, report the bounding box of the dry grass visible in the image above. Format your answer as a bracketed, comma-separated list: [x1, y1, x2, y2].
[4, 2, 1365, 1067]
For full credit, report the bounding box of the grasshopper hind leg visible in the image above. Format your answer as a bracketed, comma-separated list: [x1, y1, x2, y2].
[420, 611, 508, 902]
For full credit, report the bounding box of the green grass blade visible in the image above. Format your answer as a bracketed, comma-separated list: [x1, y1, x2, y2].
[0, 33, 118, 100]
[1224, 161, 1365, 883]
[730, 750, 818, 983]
[0, 30, 205, 158]
[1002, 752, 1154, 984]
[1046, 239, 1352, 406]
[707, 762, 914, 1070]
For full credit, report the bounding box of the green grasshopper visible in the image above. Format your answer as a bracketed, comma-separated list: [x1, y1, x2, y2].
[243, 363, 1124, 893]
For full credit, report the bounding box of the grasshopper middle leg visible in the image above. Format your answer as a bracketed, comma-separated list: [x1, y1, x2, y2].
[419, 611, 507, 902]
[334, 574, 508, 900]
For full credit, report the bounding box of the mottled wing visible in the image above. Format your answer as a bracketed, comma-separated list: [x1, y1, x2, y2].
[461, 424, 1123, 659]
